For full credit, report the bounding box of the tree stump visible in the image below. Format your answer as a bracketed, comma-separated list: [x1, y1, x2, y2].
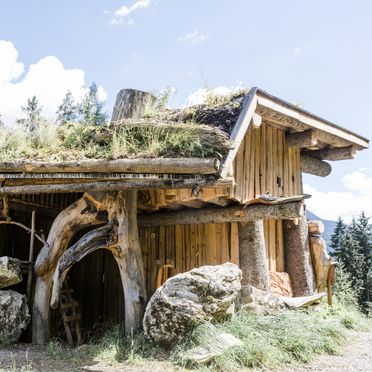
[238, 221, 270, 291]
[111, 89, 156, 123]
[284, 216, 315, 296]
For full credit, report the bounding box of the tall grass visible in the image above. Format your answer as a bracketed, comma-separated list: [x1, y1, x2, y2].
[0, 121, 230, 161]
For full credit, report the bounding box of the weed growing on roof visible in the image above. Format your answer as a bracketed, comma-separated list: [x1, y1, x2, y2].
[0, 120, 230, 161]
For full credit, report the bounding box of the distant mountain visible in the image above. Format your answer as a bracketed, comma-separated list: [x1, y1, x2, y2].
[306, 210, 337, 250]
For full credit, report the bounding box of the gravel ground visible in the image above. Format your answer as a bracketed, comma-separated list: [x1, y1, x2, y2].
[0, 331, 371, 371]
[279, 331, 372, 372]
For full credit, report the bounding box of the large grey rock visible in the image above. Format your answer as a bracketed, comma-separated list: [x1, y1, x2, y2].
[0, 256, 22, 289]
[0, 290, 30, 343]
[143, 263, 242, 345]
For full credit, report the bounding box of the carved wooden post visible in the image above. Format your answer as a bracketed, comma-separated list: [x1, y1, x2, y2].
[284, 216, 315, 296]
[238, 220, 270, 291]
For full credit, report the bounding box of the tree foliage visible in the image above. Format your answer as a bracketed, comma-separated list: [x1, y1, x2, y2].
[56, 91, 78, 124]
[79, 82, 107, 125]
[18, 95, 43, 132]
[331, 213, 372, 312]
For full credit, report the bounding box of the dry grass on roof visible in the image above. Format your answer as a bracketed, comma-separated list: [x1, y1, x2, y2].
[0, 121, 231, 162]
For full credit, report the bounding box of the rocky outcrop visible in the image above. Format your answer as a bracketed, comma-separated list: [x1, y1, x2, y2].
[0, 256, 22, 289]
[0, 290, 30, 343]
[143, 263, 242, 346]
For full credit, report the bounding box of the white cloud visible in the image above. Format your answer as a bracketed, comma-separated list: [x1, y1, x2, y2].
[0, 40, 107, 124]
[304, 169, 372, 222]
[110, 0, 150, 24]
[177, 30, 211, 46]
[185, 86, 243, 107]
[0, 40, 24, 82]
[293, 47, 301, 55]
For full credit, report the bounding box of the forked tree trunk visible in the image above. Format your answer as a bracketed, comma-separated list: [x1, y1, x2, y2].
[238, 220, 270, 291]
[32, 198, 107, 344]
[284, 216, 315, 296]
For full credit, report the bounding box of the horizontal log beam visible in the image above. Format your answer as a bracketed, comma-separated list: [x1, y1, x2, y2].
[286, 129, 318, 148]
[300, 154, 332, 177]
[0, 177, 233, 196]
[0, 158, 220, 175]
[138, 199, 306, 227]
[303, 145, 356, 161]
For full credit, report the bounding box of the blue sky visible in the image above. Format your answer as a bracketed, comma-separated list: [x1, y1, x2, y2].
[0, 0, 371, 220]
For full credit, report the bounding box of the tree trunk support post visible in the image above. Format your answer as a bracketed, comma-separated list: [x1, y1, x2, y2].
[284, 215, 315, 296]
[238, 220, 270, 291]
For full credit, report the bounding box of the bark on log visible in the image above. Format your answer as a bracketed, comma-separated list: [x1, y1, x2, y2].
[0, 158, 219, 174]
[32, 197, 107, 344]
[300, 154, 332, 177]
[0, 177, 232, 196]
[138, 200, 305, 227]
[286, 129, 318, 148]
[303, 145, 356, 161]
[284, 216, 315, 296]
[111, 89, 156, 123]
[238, 221, 270, 291]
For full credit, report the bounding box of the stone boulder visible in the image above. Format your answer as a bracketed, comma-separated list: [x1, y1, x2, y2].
[240, 285, 286, 315]
[0, 290, 30, 343]
[143, 263, 242, 346]
[0, 256, 22, 289]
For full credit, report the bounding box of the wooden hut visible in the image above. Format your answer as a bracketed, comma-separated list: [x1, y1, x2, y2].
[0, 87, 368, 345]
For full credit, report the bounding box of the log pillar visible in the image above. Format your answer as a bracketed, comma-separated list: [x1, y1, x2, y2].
[238, 220, 270, 291]
[284, 216, 315, 296]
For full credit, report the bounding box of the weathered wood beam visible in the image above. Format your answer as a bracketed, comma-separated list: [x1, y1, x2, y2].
[138, 199, 305, 227]
[300, 154, 332, 177]
[0, 158, 220, 175]
[0, 177, 233, 196]
[303, 145, 356, 161]
[286, 129, 318, 148]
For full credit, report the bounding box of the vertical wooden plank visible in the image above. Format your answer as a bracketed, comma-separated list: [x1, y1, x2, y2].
[230, 222, 239, 265]
[175, 225, 183, 274]
[248, 128, 256, 201]
[255, 127, 261, 197]
[269, 220, 276, 271]
[264, 220, 269, 267]
[184, 224, 191, 271]
[243, 132, 250, 202]
[200, 224, 207, 266]
[206, 223, 217, 265]
[275, 220, 285, 272]
[260, 124, 267, 194]
[288, 147, 293, 196]
[266, 125, 273, 194]
[220, 223, 229, 264]
[272, 128, 278, 195]
[277, 130, 284, 196]
[295, 147, 302, 195]
[215, 223, 222, 264]
[190, 224, 197, 269]
[283, 134, 289, 196]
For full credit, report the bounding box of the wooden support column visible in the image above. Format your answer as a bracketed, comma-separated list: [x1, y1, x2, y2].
[283, 215, 315, 296]
[238, 220, 270, 291]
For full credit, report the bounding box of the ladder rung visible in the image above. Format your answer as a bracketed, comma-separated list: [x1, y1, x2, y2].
[60, 301, 78, 310]
[61, 288, 74, 294]
[63, 314, 81, 322]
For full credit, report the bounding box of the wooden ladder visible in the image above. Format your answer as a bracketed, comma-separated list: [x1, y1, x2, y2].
[58, 281, 82, 346]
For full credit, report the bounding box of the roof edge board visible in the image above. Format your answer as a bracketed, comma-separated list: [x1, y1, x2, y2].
[255, 88, 369, 149]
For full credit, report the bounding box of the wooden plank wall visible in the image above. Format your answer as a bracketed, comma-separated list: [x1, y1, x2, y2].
[263, 220, 285, 272]
[232, 123, 302, 203]
[139, 222, 239, 296]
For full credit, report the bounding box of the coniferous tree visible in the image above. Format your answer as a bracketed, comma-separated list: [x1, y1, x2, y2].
[330, 217, 347, 254]
[18, 95, 43, 132]
[79, 82, 107, 125]
[56, 91, 78, 124]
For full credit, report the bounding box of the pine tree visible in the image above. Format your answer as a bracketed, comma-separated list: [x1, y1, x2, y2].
[56, 91, 78, 124]
[330, 217, 347, 255]
[18, 95, 43, 132]
[79, 82, 107, 125]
